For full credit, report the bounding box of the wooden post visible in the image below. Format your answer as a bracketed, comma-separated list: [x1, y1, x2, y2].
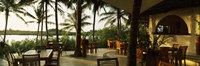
[128, 0, 142, 66]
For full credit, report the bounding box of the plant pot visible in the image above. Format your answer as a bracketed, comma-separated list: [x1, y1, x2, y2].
[145, 49, 159, 66]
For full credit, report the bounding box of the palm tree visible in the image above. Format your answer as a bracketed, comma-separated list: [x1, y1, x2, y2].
[59, 0, 91, 57]
[44, 0, 54, 43]
[99, 7, 129, 39]
[60, 6, 91, 56]
[25, 5, 53, 45]
[60, 9, 91, 32]
[90, 0, 105, 42]
[0, 0, 35, 66]
[0, 0, 35, 43]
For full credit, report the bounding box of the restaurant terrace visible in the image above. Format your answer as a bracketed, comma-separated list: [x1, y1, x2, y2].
[0, 0, 200, 66]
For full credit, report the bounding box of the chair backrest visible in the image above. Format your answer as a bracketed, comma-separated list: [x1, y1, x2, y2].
[178, 46, 188, 59]
[136, 48, 143, 59]
[107, 40, 110, 47]
[116, 40, 121, 50]
[52, 43, 61, 51]
[172, 44, 179, 49]
[159, 47, 170, 62]
[22, 54, 40, 66]
[172, 44, 179, 55]
[97, 58, 119, 66]
[158, 61, 174, 66]
[36, 46, 46, 50]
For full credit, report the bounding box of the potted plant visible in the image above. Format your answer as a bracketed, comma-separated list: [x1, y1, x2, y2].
[146, 35, 173, 66]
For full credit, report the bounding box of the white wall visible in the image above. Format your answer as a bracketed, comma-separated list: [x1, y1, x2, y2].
[149, 7, 200, 55]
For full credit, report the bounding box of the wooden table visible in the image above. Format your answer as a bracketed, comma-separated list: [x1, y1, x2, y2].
[14, 49, 53, 66]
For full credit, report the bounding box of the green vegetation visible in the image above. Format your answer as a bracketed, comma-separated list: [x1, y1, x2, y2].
[0, 25, 129, 57]
[0, 30, 76, 35]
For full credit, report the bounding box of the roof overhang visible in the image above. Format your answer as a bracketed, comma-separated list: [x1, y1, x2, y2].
[102, 0, 163, 14]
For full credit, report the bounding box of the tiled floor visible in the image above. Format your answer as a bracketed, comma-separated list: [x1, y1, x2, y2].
[0, 48, 200, 66]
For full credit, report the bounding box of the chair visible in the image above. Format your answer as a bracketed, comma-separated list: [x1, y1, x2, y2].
[97, 58, 119, 66]
[174, 46, 188, 66]
[107, 40, 111, 48]
[137, 47, 145, 66]
[159, 47, 170, 63]
[116, 40, 122, 54]
[89, 41, 98, 53]
[93, 41, 98, 53]
[169, 44, 179, 63]
[49, 44, 61, 66]
[22, 54, 40, 66]
[122, 41, 128, 55]
[158, 61, 174, 66]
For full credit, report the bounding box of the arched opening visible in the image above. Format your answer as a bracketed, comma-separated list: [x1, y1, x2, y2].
[155, 15, 189, 35]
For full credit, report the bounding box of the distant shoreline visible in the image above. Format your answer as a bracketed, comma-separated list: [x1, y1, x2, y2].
[0, 30, 76, 35]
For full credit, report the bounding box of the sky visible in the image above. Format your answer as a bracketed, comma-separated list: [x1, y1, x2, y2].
[0, 4, 107, 32]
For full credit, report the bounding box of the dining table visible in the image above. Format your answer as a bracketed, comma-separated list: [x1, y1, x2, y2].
[13, 49, 53, 66]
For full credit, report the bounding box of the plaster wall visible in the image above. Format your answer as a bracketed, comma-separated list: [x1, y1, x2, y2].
[149, 7, 200, 55]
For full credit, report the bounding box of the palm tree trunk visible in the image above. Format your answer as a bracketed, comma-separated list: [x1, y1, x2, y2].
[117, 8, 120, 39]
[36, 22, 41, 45]
[41, 1, 44, 46]
[41, 20, 43, 45]
[92, 11, 96, 42]
[74, 0, 82, 57]
[45, 0, 49, 44]
[55, 0, 59, 42]
[128, 0, 142, 66]
[3, 8, 9, 43]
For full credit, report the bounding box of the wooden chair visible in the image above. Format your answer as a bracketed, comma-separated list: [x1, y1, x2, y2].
[116, 40, 122, 54]
[174, 46, 188, 66]
[122, 41, 128, 55]
[158, 61, 174, 66]
[94, 41, 98, 53]
[159, 47, 170, 63]
[169, 44, 179, 63]
[107, 40, 111, 48]
[97, 58, 119, 66]
[89, 41, 98, 53]
[22, 54, 40, 66]
[137, 47, 146, 66]
[49, 44, 62, 66]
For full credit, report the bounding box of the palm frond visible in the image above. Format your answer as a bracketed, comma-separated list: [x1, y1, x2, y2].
[25, 12, 37, 19]
[15, 13, 27, 24]
[99, 15, 113, 22]
[100, 12, 115, 16]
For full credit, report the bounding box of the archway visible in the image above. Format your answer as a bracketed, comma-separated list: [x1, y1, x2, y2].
[155, 15, 189, 34]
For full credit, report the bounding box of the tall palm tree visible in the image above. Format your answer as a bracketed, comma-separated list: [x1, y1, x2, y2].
[91, 0, 105, 42]
[25, 5, 53, 45]
[59, 0, 91, 57]
[99, 7, 129, 39]
[44, 0, 55, 43]
[0, 0, 35, 43]
[54, 0, 67, 42]
[55, 0, 59, 42]
[0, 0, 35, 66]
[40, 0, 63, 43]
